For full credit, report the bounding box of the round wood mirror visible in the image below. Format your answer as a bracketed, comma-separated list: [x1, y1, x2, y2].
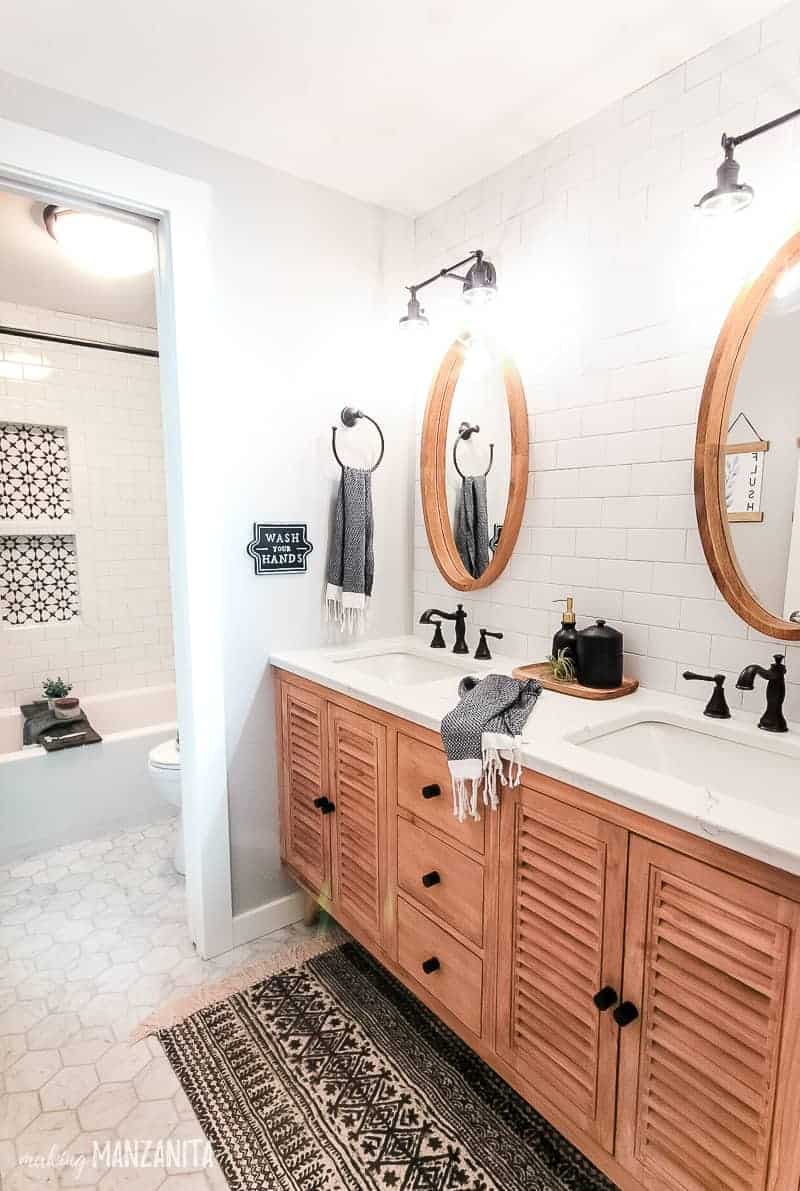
[420, 337, 529, 591]
[696, 229, 800, 639]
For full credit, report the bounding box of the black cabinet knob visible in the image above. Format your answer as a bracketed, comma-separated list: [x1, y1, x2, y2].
[421, 871, 441, 888]
[313, 796, 335, 814]
[312, 797, 327, 809]
[421, 784, 441, 800]
[613, 1001, 639, 1027]
[593, 986, 618, 1011]
[421, 957, 440, 974]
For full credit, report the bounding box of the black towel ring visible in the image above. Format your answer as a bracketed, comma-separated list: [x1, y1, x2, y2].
[453, 421, 494, 479]
[331, 406, 384, 473]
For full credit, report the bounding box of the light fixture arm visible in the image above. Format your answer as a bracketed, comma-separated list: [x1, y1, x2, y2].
[406, 250, 484, 300]
[723, 105, 800, 152]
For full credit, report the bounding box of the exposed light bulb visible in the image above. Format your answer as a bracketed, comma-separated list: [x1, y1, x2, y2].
[696, 187, 754, 216]
[399, 314, 429, 334]
[44, 207, 154, 277]
[462, 284, 497, 307]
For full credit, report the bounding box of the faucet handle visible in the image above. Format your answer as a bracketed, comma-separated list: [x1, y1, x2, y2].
[682, 671, 731, 720]
[428, 619, 446, 649]
[475, 629, 502, 660]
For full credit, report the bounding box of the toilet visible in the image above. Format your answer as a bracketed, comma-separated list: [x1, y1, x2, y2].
[147, 737, 184, 874]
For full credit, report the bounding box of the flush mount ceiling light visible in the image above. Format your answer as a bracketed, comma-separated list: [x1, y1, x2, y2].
[696, 106, 800, 215]
[43, 205, 155, 277]
[399, 249, 497, 332]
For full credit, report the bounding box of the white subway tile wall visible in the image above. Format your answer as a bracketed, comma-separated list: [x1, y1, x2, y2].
[412, 1, 800, 721]
[0, 301, 173, 708]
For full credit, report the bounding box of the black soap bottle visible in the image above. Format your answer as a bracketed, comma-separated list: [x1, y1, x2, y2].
[576, 619, 623, 689]
[552, 596, 578, 667]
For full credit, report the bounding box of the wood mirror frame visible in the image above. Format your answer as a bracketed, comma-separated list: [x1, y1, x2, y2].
[420, 337, 529, 591]
[695, 229, 800, 640]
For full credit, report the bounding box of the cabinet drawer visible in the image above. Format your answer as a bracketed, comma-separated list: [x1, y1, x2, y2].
[397, 733, 485, 854]
[397, 897, 483, 1036]
[397, 818, 484, 946]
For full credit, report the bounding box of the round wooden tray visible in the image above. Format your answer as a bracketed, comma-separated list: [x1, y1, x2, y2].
[512, 661, 638, 700]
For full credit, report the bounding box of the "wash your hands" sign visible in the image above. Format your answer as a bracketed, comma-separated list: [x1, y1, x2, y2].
[247, 523, 313, 575]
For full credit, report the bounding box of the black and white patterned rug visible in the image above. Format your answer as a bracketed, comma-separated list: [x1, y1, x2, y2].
[158, 941, 617, 1191]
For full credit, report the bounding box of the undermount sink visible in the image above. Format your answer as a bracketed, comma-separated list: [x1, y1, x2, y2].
[331, 650, 462, 687]
[575, 717, 799, 812]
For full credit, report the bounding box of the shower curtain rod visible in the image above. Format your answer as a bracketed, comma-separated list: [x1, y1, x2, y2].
[0, 324, 159, 358]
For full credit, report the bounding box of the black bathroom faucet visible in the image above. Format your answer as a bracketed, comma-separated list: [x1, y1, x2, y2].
[736, 654, 788, 733]
[419, 605, 469, 654]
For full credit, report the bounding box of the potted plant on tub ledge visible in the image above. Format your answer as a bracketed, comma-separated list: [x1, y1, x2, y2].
[42, 676, 74, 715]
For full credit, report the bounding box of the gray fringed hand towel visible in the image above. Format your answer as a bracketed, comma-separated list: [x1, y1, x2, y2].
[453, 474, 490, 579]
[326, 466, 374, 632]
[441, 674, 541, 821]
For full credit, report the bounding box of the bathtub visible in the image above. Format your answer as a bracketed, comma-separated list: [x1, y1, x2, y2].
[0, 685, 177, 864]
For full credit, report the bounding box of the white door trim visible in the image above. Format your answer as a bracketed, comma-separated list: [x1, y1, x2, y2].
[0, 116, 234, 957]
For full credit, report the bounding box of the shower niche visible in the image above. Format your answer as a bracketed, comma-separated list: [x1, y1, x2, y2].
[0, 420, 81, 625]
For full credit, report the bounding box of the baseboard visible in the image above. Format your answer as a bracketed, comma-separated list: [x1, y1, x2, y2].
[231, 890, 306, 947]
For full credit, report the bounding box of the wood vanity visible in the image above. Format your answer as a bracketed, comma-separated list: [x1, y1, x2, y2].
[273, 666, 800, 1191]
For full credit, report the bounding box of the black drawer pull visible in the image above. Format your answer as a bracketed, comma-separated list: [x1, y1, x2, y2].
[421, 871, 441, 888]
[422, 957, 440, 974]
[613, 1001, 639, 1028]
[421, 784, 441, 799]
[593, 986, 618, 1011]
[312, 797, 327, 809]
[313, 796, 335, 814]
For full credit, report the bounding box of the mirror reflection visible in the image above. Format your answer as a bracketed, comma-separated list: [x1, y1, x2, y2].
[725, 267, 800, 623]
[445, 347, 511, 579]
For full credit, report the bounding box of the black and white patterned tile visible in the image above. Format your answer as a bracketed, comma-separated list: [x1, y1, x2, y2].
[0, 534, 80, 626]
[0, 423, 72, 522]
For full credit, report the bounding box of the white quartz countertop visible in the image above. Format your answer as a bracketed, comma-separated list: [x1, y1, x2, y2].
[271, 635, 800, 878]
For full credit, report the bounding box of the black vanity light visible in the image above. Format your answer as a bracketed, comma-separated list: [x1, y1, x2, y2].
[399, 290, 429, 333]
[696, 106, 800, 214]
[399, 249, 497, 332]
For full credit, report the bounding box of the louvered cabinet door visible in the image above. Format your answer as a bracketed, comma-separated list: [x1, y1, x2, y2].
[617, 838, 800, 1191]
[279, 683, 329, 895]
[328, 705, 386, 948]
[496, 783, 627, 1151]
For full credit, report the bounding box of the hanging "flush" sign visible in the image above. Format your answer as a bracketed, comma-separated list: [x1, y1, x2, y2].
[247, 523, 313, 574]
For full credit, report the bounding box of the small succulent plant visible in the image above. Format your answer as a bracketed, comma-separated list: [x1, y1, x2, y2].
[546, 649, 576, 683]
[42, 676, 72, 699]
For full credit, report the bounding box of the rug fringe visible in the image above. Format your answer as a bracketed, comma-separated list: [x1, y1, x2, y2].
[130, 926, 346, 1040]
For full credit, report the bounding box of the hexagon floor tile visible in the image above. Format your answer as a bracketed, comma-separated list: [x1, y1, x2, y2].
[0, 818, 308, 1188]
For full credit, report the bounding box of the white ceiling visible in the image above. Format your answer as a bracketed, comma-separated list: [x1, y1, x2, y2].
[0, 0, 781, 214]
[0, 192, 156, 327]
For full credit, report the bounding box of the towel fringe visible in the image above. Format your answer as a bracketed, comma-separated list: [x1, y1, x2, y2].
[325, 593, 366, 634]
[449, 739, 524, 818]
